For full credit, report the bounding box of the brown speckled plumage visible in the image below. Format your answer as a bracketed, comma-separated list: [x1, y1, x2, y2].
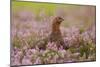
[33, 17, 68, 50]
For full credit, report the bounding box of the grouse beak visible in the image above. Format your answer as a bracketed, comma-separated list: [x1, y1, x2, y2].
[62, 18, 64, 21]
[60, 18, 64, 23]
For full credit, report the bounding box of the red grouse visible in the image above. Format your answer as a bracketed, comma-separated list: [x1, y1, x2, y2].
[33, 17, 68, 50]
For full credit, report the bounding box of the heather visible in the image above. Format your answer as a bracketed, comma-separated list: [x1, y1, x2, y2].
[11, 1, 96, 66]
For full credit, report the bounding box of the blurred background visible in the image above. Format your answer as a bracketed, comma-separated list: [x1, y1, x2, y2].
[11, 1, 96, 66]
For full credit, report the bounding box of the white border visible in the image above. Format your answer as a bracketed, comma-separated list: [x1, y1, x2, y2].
[0, 0, 10, 67]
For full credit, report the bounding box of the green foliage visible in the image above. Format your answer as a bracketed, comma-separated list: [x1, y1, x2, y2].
[79, 41, 96, 60]
[26, 33, 38, 48]
[43, 50, 58, 58]
[12, 0, 16, 1]
[12, 1, 57, 16]
[79, 28, 85, 34]
[12, 35, 22, 48]
[69, 47, 78, 53]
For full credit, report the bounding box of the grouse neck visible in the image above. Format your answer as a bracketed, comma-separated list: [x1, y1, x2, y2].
[52, 21, 61, 34]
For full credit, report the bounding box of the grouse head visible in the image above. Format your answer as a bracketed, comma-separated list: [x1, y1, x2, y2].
[53, 17, 64, 24]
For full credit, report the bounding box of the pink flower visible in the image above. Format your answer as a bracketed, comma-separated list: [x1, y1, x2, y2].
[34, 57, 42, 64]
